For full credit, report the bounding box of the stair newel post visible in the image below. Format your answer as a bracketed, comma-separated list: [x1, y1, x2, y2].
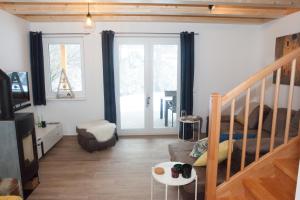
[205, 93, 222, 200]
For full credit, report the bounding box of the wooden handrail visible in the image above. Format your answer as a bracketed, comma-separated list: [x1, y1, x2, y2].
[222, 48, 300, 106]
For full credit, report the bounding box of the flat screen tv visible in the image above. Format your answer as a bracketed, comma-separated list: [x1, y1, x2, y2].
[7, 72, 31, 110]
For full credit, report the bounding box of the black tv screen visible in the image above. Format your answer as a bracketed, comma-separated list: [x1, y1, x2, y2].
[7, 72, 30, 106]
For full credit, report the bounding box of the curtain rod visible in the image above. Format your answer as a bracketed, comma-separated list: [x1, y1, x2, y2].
[112, 32, 199, 35]
[42, 32, 199, 35]
[42, 33, 91, 35]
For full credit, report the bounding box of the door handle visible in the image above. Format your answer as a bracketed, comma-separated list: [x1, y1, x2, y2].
[146, 96, 151, 107]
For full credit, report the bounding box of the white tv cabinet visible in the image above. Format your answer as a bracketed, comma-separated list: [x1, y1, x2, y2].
[35, 123, 63, 159]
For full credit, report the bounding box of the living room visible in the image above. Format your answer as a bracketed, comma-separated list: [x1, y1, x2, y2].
[0, 1, 300, 200]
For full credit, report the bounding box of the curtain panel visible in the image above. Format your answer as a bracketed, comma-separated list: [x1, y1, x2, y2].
[101, 30, 118, 140]
[179, 31, 195, 139]
[30, 31, 46, 106]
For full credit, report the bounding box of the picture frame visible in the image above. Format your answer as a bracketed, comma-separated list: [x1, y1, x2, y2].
[274, 33, 300, 86]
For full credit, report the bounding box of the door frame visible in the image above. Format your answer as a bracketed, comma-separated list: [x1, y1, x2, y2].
[114, 35, 181, 135]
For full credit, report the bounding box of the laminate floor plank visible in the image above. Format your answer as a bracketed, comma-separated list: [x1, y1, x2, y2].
[28, 135, 180, 200]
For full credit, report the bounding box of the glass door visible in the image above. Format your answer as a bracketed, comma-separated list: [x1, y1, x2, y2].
[152, 44, 179, 129]
[116, 42, 145, 130]
[115, 37, 179, 134]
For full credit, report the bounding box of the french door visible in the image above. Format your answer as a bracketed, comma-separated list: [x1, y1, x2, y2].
[114, 36, 180, 134]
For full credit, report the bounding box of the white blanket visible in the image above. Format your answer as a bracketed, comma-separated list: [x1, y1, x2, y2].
[77, 120, 109, 130]
[86, 123, 116, 142]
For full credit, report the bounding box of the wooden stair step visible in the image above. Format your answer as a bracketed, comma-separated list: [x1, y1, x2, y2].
[243, 178, 277, 200]
[260, 176, 296, 200]
[217, 194, 248, 200]
[273, 158, 299, 182]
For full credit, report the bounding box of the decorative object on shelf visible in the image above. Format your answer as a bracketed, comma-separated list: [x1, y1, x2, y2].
[275, 32, 300, 86]
[154, 167, 165, 175]
[36, 112, 45, 128]
[41, 121, 47, 128]
[56, 69, 75, 99]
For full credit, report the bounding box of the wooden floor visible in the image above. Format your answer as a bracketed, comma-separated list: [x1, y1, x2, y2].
[28, 135, 179, 200]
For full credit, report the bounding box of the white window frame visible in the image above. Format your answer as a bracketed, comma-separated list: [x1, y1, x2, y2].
[43, 36, 86, 100]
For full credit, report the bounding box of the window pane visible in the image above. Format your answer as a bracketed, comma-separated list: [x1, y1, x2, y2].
[48, 44, 82, 92]
[119, 44, 145, 129]
[153, 45, 178, 128]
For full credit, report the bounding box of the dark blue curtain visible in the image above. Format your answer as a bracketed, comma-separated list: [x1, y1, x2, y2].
[102, 30, 118, 140]
[30, 32, 46, 105]
[180, 32, 195, 139]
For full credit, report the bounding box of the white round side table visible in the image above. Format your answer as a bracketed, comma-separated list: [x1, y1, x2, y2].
[179, 116, 202, 141]
[151, 162, 198, 200]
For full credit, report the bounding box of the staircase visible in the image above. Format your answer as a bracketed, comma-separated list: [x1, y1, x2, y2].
[205, 48, 300, 200]
[217, 136, 299, 200]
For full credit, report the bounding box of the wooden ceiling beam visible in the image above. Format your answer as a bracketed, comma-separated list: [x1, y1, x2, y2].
[0, 3, 298, 19]
[1, 1, 299, 23]
[1, 0, 300, 8]
[18, 14, 271, 24]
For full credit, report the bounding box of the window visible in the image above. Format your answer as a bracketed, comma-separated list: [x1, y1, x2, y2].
[43, 37, 85, 99]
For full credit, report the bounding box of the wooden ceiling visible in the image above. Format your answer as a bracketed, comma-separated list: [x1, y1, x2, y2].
[1, 0, 300, 24]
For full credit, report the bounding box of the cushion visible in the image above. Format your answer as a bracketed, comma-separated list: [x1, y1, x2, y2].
[219, 132, 256, 142]
[291, 110, 300, 129]
[189, 138, 208, 158]
[220, 122, 244, 133]
[236, 102, 259, 127]
[193, 140, 232, 167]
[168, 141, 197, 165]
[263, 108, 297, 136]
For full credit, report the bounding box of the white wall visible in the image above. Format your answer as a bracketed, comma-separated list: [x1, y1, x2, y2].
[0, 10, 33, 113]
[0, 10, 30, 73]
[261, 12, 300, 110]
[30, 22, 264, 134]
